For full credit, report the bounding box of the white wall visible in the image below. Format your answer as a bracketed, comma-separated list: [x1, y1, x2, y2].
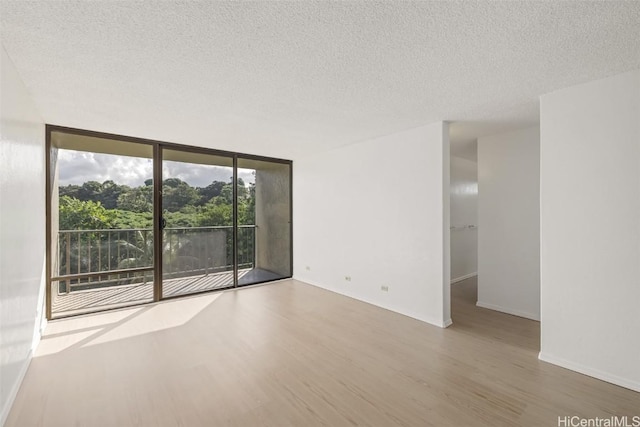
[0, 44, 46, 425]
[477, 127, 540, 320]
[293, 122, 451, 327]
[539, 70, 640, 392]
[450, 155, 478, 283]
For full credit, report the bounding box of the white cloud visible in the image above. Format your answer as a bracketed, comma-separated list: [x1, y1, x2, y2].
[58, 150, 255, 188]
[58, 150, 153, 187]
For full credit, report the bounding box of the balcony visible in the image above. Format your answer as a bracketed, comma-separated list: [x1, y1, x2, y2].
[51, 225, 280, 317]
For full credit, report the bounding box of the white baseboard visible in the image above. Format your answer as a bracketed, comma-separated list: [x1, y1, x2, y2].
[295, 277, 450, 329]
[451, 272, 477, 284]
[538, 352, 640, 393]
[0, 350, 33, 427]
[476, 300, 540, 321]
[443, 318, 453, 328]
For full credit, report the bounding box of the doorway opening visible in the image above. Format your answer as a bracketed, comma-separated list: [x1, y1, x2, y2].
[448, 139, 479, 324]
[448, 125, 541, 354]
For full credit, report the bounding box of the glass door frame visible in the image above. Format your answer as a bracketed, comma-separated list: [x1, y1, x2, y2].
[156, 145, 237, 300]
[45, 125, 292, 320]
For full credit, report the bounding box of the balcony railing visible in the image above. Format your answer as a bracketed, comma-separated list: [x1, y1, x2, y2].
[55, 225, 256, 294]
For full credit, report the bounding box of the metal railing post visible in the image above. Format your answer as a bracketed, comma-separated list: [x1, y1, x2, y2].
[253, 225, 257, 269]
[57, 225, 255, 293]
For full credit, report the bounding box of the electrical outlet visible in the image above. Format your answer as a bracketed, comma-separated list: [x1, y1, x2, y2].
[345, 276, 352, 282]
[381, 285, 389, 292]
[305, 266, 311, 271]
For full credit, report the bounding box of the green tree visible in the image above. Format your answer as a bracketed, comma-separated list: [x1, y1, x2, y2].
[59, 184, 81, 199]
[117, 229, 154, 269]
[59, 196, 116, 230]
[117, 186, 153, 213]
[219, 183, 233, 204]
[163, 178, 200, 212]
[100, 180, 129, 209]
[240, 181, 255, 224]
[76, 181, 103, 203]
[197, 181, 226, 205]
[197, 199, 232, 226]
[165, 211, 200, 227]
[113, 210, 153, 229]
[236, 178, 248, 199]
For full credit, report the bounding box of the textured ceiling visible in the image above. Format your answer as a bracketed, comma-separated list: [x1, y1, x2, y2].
[1, 1, 639, 159]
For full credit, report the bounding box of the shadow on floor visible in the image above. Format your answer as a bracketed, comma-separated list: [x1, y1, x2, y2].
[238, 268, 286, 286]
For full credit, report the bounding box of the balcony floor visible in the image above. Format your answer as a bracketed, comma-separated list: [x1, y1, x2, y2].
[51, 268, 280, 318]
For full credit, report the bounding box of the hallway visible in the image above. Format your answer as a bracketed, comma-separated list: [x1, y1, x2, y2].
[451, 277, 539, 353]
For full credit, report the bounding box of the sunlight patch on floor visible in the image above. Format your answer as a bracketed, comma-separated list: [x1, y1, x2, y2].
[36, 293, 220, 355]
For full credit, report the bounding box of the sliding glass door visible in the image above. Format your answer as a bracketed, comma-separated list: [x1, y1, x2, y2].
[47, 126, 292, 319]
[160, 149, 235, 297]
[49, 131, 155, 318]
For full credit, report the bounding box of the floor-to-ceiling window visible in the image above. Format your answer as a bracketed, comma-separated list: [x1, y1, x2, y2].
[47, 126, 292, 319]
[237, 157, 292, 286]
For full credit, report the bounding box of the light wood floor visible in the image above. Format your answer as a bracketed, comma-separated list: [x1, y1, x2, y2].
[7, 278, 639, 426]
